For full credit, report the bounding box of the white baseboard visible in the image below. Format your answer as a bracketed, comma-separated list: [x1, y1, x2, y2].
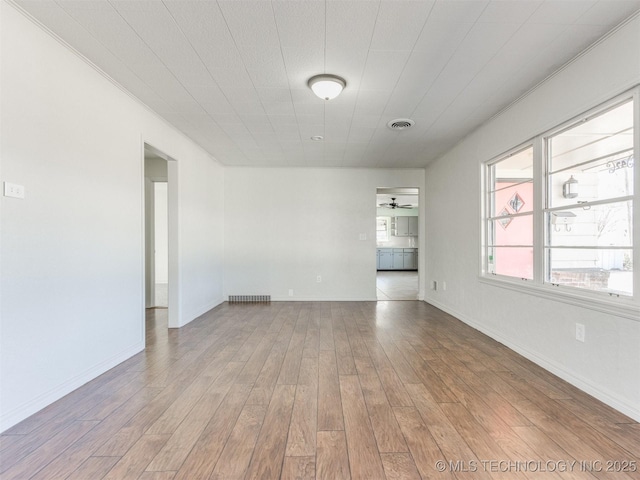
[0, 342, 144, 433]
[425, 298, 640, 423]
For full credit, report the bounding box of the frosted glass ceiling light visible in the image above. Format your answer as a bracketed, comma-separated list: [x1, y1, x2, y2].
[308, 74, 346, 100]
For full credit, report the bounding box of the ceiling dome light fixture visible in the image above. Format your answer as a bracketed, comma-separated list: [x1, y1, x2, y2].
[308, 74, 346, 100]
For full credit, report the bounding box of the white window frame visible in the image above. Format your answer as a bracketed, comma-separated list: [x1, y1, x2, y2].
[482, 143, 535, 281]
[480, 87, 639, 321]
[376, 216, 390, 242]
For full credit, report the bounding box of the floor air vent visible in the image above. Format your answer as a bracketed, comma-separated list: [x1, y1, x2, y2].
[228, 295, 271, 303]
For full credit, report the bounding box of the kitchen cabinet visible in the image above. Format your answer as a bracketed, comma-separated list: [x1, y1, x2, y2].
[392, 249, 404, 269]
[377, 248, 418, 270]
[394, 216, 418, 236]
[403, 250, 415, 270]
[408, 216, 418, 236]
[377, 248, 393, 270]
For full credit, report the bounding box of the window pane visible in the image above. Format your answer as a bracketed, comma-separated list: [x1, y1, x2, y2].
[548, 100, 634, 208]
[491, 182, 533, 216]
[547, 248, 633, 296]
[491, 147, 533, 190]
[490, 213, 533, 246]
[488, 246, 533, 279]
[486, 146, 534, 280]
[549, 155, 634, 207]
[376, 217, 389, 242]
[547, 201, 633, 247]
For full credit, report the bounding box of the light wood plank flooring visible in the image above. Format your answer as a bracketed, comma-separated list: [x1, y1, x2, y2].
[1, 301, 639, 479]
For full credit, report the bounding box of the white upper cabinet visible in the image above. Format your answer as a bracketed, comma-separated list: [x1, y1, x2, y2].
[394, 216, 418, 236]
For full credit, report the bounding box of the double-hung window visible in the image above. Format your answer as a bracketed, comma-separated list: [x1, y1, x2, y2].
[545, 99, 634, 297]
[482, 89, 637, 315]
[485, 146, 534, 280]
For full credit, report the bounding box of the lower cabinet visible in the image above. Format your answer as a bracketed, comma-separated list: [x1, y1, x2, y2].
[392, 249, 404, 269]
[403, 250, 415, 270]
[377, 249, 393, 269]
[377, 248, 418, 270]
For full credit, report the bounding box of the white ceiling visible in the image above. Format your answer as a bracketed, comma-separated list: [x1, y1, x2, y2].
[14, 0, 640, 168]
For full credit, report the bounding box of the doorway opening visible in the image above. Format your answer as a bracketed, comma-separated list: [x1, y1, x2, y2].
[152, 182, 168, 307]
[144, 144, 178, 329]
[376, 187, 419, 300]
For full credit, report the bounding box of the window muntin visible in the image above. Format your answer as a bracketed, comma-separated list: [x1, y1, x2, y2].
[545, 99, 634, 297]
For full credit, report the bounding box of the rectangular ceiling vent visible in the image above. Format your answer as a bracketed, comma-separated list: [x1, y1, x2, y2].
[228, 295, 271, 303]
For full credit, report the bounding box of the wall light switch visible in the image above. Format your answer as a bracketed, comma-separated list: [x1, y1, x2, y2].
[4, 182, 25, 199]
[359, 233, 367, 240]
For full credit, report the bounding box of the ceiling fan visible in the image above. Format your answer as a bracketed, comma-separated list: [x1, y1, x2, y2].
[378, 197, 413, 209]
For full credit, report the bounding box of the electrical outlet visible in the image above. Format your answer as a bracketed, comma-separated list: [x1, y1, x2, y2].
[4, 182, 25, 199]
[359, 233, 367, 240]
[575, 323, 585, 342]
[288, 289, 294, 297]
[316, 275, 322, 283]
[442, 281, 447, 291]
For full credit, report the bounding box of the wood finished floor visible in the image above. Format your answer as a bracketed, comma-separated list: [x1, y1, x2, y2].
[1, 301, 639, 479]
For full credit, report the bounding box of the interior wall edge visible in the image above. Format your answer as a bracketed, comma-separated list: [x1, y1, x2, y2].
[182, 298, 226, 327]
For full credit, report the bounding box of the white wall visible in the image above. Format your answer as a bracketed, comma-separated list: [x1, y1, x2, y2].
[154, 183, 169, 284]
[376, 208, 418, 217]
[424, 15, 640, 420]
[224, 168, 425, 301]
[0, 3, 224, 431]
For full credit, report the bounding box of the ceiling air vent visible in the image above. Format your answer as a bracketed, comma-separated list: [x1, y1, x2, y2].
[387, 118, 415, 130]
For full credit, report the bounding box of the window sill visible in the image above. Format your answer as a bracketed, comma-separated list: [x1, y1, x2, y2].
[478, 275, 639, 321]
